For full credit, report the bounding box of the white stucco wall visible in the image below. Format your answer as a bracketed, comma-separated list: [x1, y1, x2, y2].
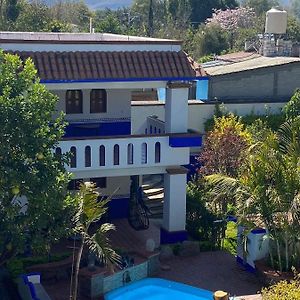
[132, 101, 285, 134]
[54, 89, 131, 120]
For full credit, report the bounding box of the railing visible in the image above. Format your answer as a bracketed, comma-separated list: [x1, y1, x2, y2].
[146, 116, 165, 135]
[57, 134, 189, 173]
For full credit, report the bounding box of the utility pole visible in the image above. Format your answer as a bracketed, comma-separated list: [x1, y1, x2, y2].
[148, 0, 153, 37]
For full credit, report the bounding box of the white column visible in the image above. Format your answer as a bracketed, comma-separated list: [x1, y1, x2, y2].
[165, 83, 189, 133]
[162, 168, 187, 232]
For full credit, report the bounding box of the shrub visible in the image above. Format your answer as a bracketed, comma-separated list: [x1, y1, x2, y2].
[262, 273, 300, 300]
[186, 181, 223, 245]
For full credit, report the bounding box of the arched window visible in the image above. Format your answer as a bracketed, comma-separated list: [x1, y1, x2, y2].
[113, 144, 119, 165]
[127, 143, 133, 165]
[154, 127, 157, 134]
[141, 143, 147, 164]
[90, 89, 107, 113]
[155, 142, 161, 163]
[85, 146, 91, 167]
[145, 128, 148, 134]
[55, 147, 62, 157]
[158, 129, 161, 134]
[99, 145, 105, 166]
[66, 90, 83, 114]
[150, 125, 153, 134]
[70, 146, 77, 168]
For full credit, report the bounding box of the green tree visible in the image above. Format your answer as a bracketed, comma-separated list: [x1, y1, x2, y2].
[286, 16, 300, 42]
[94, 11, 123, 34]
[0, 51, 74, 266]
[242, 0, 278, 16]
[70, 182, 120, 300]
[190, 24, 229, 59]
[283, 89, 300, 120]
[207, 117, 300, 272]
[15, 0, 50, 32]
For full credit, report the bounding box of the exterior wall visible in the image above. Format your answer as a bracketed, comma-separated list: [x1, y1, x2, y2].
[1, 43, 181, 53]
[54, 89, 131, 121]
[208, 64, 300, 101]
[132, 101, 285, 134]
[131, 103, 165, 134]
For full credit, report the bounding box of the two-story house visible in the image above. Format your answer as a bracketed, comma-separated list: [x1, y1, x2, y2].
[0, 32, 204, 244]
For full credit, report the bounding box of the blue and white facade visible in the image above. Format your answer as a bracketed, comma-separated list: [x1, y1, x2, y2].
[1, 32, 204, 244]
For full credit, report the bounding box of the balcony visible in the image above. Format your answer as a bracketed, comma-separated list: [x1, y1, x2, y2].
[56, 133, 201, 177]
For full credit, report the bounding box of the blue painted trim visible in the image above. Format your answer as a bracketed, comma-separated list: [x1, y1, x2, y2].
[64, 121, 131, 137]
[236, 256, 256, 273]
[169, 135, 202, 148]
[105, 278, 213, 300]
[251, 228, 267, 234]
[41, 76, 208, 84]
[108, 197, 129, 220]
[226, 215, 238, 223]
[160, 228, 188, 244]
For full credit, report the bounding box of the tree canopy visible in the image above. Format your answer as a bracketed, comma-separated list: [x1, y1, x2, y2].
[0, 51, 74, 266]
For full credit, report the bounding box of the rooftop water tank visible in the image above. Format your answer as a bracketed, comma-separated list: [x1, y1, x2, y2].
[265, 8, 287, 34]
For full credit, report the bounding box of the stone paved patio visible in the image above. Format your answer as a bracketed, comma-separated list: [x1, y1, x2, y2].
[44, 219, 263, 299]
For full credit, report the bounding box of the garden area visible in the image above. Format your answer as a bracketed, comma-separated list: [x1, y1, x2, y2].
[0, 50, 299, 300]
[184, 90, 300, 299]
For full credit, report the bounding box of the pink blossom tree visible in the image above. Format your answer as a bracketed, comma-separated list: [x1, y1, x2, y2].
[206, 7, 256, 48]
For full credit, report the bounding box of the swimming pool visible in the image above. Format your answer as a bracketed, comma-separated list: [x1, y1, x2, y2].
[105, 278, 213, 300]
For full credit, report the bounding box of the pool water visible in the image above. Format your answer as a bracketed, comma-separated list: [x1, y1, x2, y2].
[105, 278, 213, 300]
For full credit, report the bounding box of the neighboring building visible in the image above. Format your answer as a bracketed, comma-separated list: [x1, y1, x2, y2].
[0, 32, 204, 244]
[203, 51, 300, 102]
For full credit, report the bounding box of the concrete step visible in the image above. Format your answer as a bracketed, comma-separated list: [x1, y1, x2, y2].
[146, 193, 164, 201]
[143, 187, 164, 197]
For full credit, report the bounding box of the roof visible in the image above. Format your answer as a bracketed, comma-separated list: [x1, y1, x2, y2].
[216, 51, 261, 63]
[0, 31, 181, 45]
[204, 55, 300, 76]
[11, 50, 205, 82]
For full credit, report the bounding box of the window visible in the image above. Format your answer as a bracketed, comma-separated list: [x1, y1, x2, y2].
[70, 146, 77, 168]
[67, 179, 83, 190]
[85, 146, 91, 167]
[113, 144, 119, 165]
[55, 147, 62, 157]
[90, 89, 107, 113]
[91, 177, 107, 188]
[99, 145, 105, 166]
[127, 143, 133, 165]
[141, 143, 147, 164]
[66, 90, 83, 114]
[155, 142, 161, 163]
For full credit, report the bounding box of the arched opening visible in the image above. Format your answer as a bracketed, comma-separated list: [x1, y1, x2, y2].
[141, 143, 147, 164]
[55, 147, 62, 157]
[99, 145, 105, 166]
[113, 144, 120, 165]
[70, 146, 77, 168]
[155, 142, 161, 163]
[85, 146, 91, 167]
[90, 89, 107, 113]
[150, 125, 153, 134]
[66, 90, 83, 114]
[127, 143, 134, 165]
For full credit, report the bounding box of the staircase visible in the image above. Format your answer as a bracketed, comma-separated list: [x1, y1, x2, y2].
[142, 175, 164, 219]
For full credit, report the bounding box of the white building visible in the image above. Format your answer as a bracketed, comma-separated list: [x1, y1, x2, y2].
[0, 32, 204, 244]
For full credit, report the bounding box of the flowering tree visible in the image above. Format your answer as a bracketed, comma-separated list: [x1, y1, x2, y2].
[198, 114, 252, 178]
[206, 7, 256, 48]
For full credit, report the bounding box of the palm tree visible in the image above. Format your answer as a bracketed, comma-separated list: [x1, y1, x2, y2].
[69, 182, 120, 300]
[206, 118, 300, 272]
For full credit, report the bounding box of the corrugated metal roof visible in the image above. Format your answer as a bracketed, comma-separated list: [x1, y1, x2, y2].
[204, 56, 300, 76]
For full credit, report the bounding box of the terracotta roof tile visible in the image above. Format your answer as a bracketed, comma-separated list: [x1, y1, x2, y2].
[10, 51, 205, 81]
